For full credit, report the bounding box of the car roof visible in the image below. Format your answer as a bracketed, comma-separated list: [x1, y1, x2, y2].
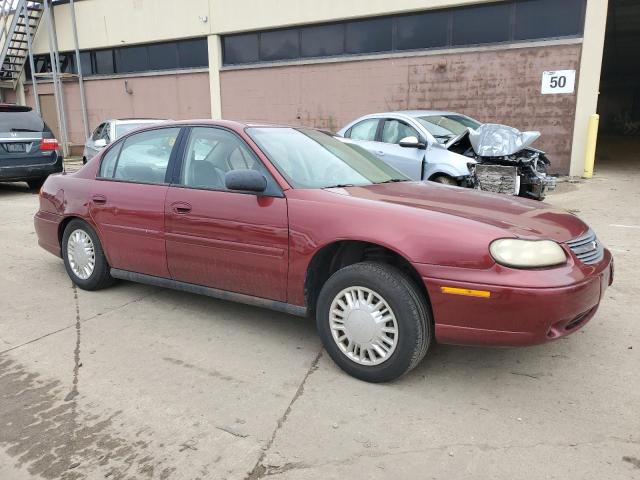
[384, 110, 461, 118]
[111, 118, 166, 124]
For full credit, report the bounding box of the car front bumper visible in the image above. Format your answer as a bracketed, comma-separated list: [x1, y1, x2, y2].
[417, 250, 613, 347]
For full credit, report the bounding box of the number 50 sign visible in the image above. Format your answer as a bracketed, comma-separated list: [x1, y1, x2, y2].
[541, 70, 576, 94]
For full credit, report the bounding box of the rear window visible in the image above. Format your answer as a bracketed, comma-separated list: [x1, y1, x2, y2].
[0, 111, 46, 133]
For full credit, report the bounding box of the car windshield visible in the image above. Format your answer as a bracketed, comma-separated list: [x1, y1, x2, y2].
[247, 127, 409, 189]
[415, 115, 482, 143]
[115, 122, 155, 138]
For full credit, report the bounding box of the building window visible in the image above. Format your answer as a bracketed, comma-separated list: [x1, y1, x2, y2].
[260, 29, 300, 61]
[26, 38, 208, 79]
[300, 24, 344, 58]
[451, 3, 511, 46]
[345, 18, 392, 54]
[221, 0, 586, 66]
[514, 0, 586, 40]
[395, 11, 449, 51]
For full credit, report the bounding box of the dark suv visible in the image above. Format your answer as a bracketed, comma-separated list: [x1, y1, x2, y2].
[0, 104, 62, 189]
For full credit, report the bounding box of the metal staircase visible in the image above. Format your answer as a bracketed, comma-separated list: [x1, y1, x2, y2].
[0, 0, 44, 88]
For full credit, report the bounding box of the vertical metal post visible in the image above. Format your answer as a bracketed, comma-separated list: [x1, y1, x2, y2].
[23, 2, 40, 114]
[69, 0, 88, 140]
[44, 0, 69, 157]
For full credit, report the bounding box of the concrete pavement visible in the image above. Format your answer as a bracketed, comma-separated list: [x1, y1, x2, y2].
[0, 154, 638, 479]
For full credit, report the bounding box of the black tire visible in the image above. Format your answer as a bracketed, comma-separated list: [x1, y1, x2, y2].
[27, 178, 46, 190]
[62, 219, 115, 291]
[431, 175, 458, 186]
[316, 262, 432, 383]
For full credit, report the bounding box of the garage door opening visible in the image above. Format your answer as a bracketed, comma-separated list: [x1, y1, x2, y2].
[595, 0, 640, 174]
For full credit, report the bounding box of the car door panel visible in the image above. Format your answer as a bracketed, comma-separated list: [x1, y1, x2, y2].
[164, 126, 289, 301]
[375, 119, 425, 180]
[165, 189, 288, 301]
[88, 127, 181, 278]
[90, 182, 169, 277]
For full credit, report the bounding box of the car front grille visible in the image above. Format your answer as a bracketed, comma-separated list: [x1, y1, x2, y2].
[566, 229, 604, 265]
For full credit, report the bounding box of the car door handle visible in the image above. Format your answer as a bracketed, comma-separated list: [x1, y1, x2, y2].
[171, 202, 192, 214]
[376, 151, 385, 156]
[92, 194, 107, 205]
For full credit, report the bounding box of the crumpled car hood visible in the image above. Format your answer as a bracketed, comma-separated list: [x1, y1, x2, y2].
[334, 182, 587, 242]
[467, 123, 541, 157]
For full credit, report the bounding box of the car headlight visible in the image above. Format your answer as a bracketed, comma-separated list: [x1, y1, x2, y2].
[489, 239, 567, 268]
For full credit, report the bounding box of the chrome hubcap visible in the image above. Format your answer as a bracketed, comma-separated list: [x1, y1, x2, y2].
[67, 229, 95, 280]
[329, 286, 398, 366]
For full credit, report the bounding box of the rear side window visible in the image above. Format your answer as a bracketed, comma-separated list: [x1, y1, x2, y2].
[98, 143, 122, 178]
[102, 128, 180, 184]
[346, 119, 379, 141]
[0, 111, 45, 133]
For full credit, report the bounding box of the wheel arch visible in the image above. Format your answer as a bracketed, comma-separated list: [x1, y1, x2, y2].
[58, 216, 111, 264]
[304, 240, 431, 316]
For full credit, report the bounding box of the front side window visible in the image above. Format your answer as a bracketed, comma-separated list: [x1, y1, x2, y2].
[180, 127, 269, 190]
[346, 119, 379, 141]
[381, 120, 420, 144]
[109, 128, 180, 184]
[247, 127, 408, 189]
[102, 123, 112, 143]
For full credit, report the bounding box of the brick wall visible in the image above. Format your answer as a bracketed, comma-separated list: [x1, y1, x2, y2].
[220, 44, 582, 174]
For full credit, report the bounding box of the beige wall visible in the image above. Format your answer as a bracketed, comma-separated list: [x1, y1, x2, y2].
[22, 72, 211, 146]
[221, 44, 582, 174]
[209, 0, 499, 34]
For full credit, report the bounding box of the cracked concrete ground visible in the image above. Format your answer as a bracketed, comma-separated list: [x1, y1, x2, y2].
[0, 142, 639, 479]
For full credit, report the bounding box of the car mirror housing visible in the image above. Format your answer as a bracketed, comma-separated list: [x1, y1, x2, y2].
[399, 136, 426, 149]
[94, 138, 108, 148]
[225, 169, 267, 193]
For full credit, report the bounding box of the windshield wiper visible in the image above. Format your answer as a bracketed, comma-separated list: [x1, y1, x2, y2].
[10, 128, 39, 132]
[376, 179, 408, 184]
[323, 183, 356, 189]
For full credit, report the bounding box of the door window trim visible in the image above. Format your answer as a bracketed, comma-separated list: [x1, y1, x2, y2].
[169, 125, 284, 198]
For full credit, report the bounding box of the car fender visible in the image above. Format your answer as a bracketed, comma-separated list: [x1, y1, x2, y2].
[423, 147, 475, 180]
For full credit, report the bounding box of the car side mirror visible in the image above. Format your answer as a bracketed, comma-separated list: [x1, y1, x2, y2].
[225, 169, 267, 193]
[399, 136, 426, 149]
[94, 138, 107, 148]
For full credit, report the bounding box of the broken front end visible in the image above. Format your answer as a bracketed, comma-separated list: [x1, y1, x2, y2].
[449, 123, 556, 201]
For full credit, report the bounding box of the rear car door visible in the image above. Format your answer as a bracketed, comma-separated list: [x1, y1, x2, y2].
[342, 118, 381, 153]
[374, 119, 425, 179]
[90, 126, 182, 278]
[164, 126, 289, 301]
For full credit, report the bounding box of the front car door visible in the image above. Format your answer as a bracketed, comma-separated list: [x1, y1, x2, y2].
[164, 126, 289, 301]
[89, 126, 182, 278]
[374, 119, 425, 180]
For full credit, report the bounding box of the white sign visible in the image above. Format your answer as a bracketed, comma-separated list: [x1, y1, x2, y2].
[541, 70, 576, 95]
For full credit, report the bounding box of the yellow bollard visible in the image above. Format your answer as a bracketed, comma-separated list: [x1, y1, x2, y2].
[583, 114, 600, 179]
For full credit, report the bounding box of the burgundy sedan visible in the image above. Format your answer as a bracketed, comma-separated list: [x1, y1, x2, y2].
[34, 120, 613, 383]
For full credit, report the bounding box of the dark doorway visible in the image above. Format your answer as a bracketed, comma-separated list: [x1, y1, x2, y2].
[596, 0, 640, 172]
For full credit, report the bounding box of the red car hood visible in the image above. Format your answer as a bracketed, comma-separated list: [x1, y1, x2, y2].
[334, 182, 587, 242]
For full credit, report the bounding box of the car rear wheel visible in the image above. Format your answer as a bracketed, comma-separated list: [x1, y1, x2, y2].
[316, 262, 432, 383]
[431, 175, 458, 186]
[62, 219, 115, 290]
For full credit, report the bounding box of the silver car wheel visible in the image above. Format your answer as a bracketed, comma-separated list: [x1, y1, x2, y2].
[67, 229, 95, 280]
[329, 286, 398, 366]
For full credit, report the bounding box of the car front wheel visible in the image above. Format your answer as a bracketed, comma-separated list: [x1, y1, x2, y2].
[62, 219, 115, 290]
[316, 262, 432, 383]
